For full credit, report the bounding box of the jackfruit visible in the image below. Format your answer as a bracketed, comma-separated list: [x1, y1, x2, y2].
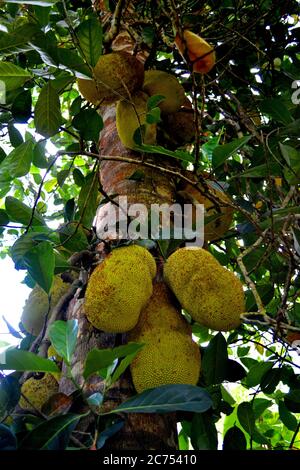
[116, 90, 157, 149]
[175, 30, 215, 74]
[128, 282, 191, 342]
[143, 70, 186, 114]
[164, 248, 245, 331]
[47, 344, 63, 362]
[77, 52, 144, 106]
[130, 330, 201, 393]
[162, 107, 195, 146]
[84, 245, 156, 333]
[179, 180, 233, 241]
[21, 276, 71, 337]
[19, 374, 59, 412]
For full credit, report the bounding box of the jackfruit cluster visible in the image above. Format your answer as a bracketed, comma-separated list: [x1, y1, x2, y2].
[164, 248, 245, 331]
[21, 276, 71, 337]
[129, 283, 201, 393]
[178, 179, 233, 241]
[19, 374, 59, 412]
[77, 52, 144, 105]
[84, 245, 156, 333]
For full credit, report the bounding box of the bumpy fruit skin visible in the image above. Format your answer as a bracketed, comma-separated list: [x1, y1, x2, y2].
[77, 52, 144, 105]
[143, 70, 186, 114]
[175, 30, 215, 74]
[164, 248, 245, 331]
[84, 245, 156, 333]
[179, 180, 233, 241]
[130, 330, 201, 393]
[21, 276, 71, 336]
[116, 91, 157, 149]
[19, 374, 59, 412]
[162, 108, 195, 146]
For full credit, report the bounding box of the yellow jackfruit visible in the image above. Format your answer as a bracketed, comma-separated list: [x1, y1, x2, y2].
[116, 90, 157, 149]
[175, 30, 216, 74]
[19, 374, 59, 412]
[164, 248, 245, 331]
[130, 330, 201, 393]
[47, 344, 63, 362]
[128, 282, 191, 342]
[77, 52, 144, 105]
[84, 245, 156, 333]
[143, 70, 186, 114]
[21, 276, 71, 337]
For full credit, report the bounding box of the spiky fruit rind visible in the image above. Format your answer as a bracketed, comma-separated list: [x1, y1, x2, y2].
[21, 276, 70, 336]
[19, 374, 59, 412]
[77, 52, 144, 105]
[143, 70, 185, 114]
[84, 245, 156, 333]
[130, 331, 201, 393]
[175, 30, 216, 74]
[164, 248, 245, 331]
[116, 90, 157, 149]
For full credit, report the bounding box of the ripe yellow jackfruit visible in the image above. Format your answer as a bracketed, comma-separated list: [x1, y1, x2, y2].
[164, 248, 245, 331]
[84, 245, 156, 333]
[130, 330, 201, 393]
[77, 52, 144, 105]
[116, 90, 157, 149]
[19, 374, 59, 412]
[21, 276, 71, 336]
[128, 282, 191, 342]
[179, 180, 233, 241]
[175, 30, 216, 74]
[143, 70, 186, 114]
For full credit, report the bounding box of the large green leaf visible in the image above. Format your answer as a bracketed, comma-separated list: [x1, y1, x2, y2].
[48, 320, 78, 365]
[23, 241, 55, 293]
[34, 82, 62, 138]
[75, 18, 102, 67]
[223, 426, 247, 450]
[78, 172, 99, 227]
[212, 135, 251, 169]
[107, 384, 212, 415]
[72, 109, 103, 142]
[191, 412, 218, 450]
[237, 402, 255, 435]
[278, 401, 298, 432]
[5, 196, 46, 227]
[11, 231, 50, 269]
[0, 140, 33, 183]
[0, 62, 32, 92]
[0, 349, 59, 373]
[84, 343, 145, 379]
[202, 333, 228, 385]
[246, 361, 274, 388]
[19, 413, 87, 450]
[260, 98, 293, 125]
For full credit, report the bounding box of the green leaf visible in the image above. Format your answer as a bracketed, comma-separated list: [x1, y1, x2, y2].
[147, 95, 166, 111]
[48, 320, 78, 365]
[5, 0, 57, 5]
[0, 24, 40, 56]
[237, 402, 255, 435]
[0, 209, 9, 227]
[223, 426, 247, 450]
[8, 122, 24, 148]
[75, 18, 102, 67]
[202, 333, 228, 385]
[23, 241, 55, 293]
[225, 359, 247, 382]
[0, 140, 33, 182]
[246, 361, 273, 388]
[252, 398, 272, 418]
[11, 90, 32, 123]
[0, 376, 20, 420]
[34, 82, 62, 138]
[5, 196, 46, 227]
[110, 352, 141, 385]
[260, 368, 281, 394]
[19, 413, 87, 450]
[212, 135, 251, 169]
[33, 141, 49, 169]
[260, 98, 293, 125]
[0, 61, 31, 92]
[58, 222, 89, 253]
[0, 424, 17, 450]
[191, 412, 218, 450]
[107, 384, 212, 415]
[78, 172, 99, 227]
[84, 343, 145, 379]
[134, 143, 194, 163]
[11, 231, 50, 269]
[278, 401, 298, 432]
[57, 48, 91, 78]
[146, 107, 161, 124]
[72, 109, 103, 142]
[0, 349, 59, 373]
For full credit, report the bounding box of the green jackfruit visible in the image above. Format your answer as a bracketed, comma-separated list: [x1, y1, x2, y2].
[84, 245, 156, 333]
[164, 248, 245, 331]
[143, 70, 186, 114]
[19, 374, 59, 412]
[21, 276, 71, 336]
[77, 52, 144, 105]
[128, 282, 191, 342]
[116, 90, 157, 149]
[130, 330, 201, 393]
